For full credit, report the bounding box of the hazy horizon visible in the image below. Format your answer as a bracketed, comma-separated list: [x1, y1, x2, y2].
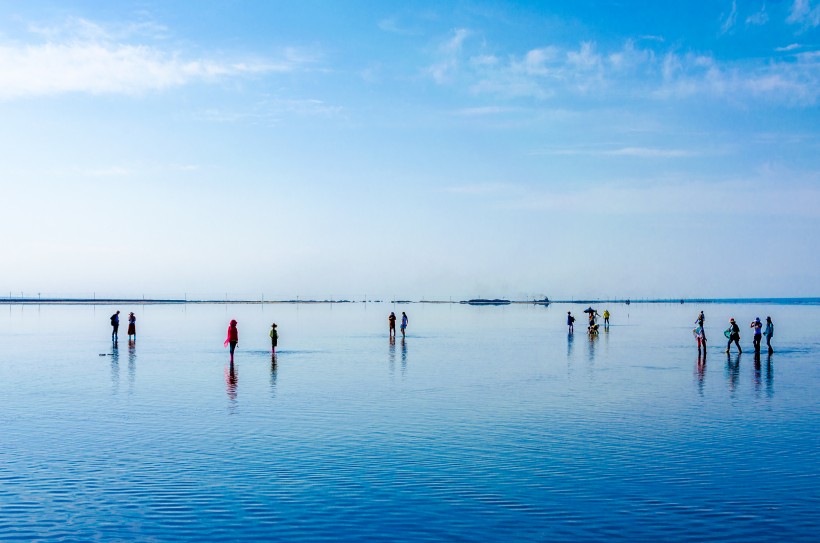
[2, 1, 820, 299]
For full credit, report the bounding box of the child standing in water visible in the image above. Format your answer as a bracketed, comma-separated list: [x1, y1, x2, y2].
[270, 323, 278, 355]
[764, 316, 774, 354]
[224, 319, 239, 362]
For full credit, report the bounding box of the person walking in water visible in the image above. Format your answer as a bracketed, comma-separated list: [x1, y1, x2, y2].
[694, 315, 707, 354]
[110, 310, 120, 341]
[697, 311, 705, 329]
[224, 319, 239, 363]
[603, 309, 610, 328]
[725, 317, 741, 354]
[270, 323, 278, 355]
[127, 312, 136, 342]
[764, 316, 774, 354]
[750, 317, 763, 353]
[400, 312, 409, 338]
[567, 311, 575, 333]
[388, 312, 396, 338]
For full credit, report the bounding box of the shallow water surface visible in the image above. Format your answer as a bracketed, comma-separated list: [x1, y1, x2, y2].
[0, 302, 818, 541]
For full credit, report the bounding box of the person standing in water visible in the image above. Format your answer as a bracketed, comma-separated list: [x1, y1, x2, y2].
[270, 323, 278, 355]
[127, 312, 136, 342]
[224, 319, 239, 363]
[110, 310, 120, 341]
[726, 317, 741, 354]
[388, 312, 396, 338]
[400, 312, 409, 338]
[567, 311, 575, 333]
[695, 316, 707, 354]
[764, 316, 774, 354]
[603, 309, 610, 328]
[697, 311, 705, 329]
[750, 317, 763, 353]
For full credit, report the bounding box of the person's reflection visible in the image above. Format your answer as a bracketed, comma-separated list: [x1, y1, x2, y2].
[225, 362, 238, 413]
[566, 332, 575, 374]
[696, 352, 706, 396]
[765, 354, 774, 398]
[388, 336, 396, 377]
[270, 354, 278, 399]
[587, 332, 597, 363]
[110, 341, 120, 395]
[753, 352, 762, 395]
[127, 340, 136, 395]
[401, 338, 408, 376]
[726, 353, 740, 394]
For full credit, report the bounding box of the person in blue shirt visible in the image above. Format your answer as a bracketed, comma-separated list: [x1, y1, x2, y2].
[750, 317, 763, 353]
[400, 312, 409, 338]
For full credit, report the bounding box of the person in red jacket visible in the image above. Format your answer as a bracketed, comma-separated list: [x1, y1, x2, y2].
[224, 319, 239, 362]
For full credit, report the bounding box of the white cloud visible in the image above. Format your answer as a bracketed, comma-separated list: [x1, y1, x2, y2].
[746, 5, 769, 26]
[776, 43, 802, 52]
[427, 28, 471, 84]
[0, 18, 309, 99]
[787, 0, 820, 27]
[536, 146, 698, 158]
[721, 1, 738, 34]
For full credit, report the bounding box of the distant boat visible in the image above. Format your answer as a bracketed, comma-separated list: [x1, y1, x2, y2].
[531, 297, 550, 305]
[462, 299, 511, 306]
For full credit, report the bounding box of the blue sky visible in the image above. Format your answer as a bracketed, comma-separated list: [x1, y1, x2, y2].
[1, 0, 819, 300]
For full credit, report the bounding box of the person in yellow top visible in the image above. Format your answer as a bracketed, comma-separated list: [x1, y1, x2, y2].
[603, 309, 610, 328]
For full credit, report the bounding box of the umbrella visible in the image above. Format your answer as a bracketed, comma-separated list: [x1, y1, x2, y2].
[583, 307, 596, 314]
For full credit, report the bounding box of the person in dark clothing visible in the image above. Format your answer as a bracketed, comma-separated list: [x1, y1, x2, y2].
[750, 317, 763, 353]
[725, 317, 741, 354]
[110, 310, 120, 341]
[764, 316, 774, 354]
[567, 312, 575, 333]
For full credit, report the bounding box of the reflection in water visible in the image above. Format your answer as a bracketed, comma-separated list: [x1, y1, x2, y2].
[400, 338, 407, 376]
[566, 333, 575, 375]
[766, 354, 774, 398]
[270, 354, 278, 399]
[388, 336, 396, 377]
[127, 341, 136, 395]
[753, 352, 762, 395]
[110, 342, 119, 395]
[225, 362, 238, 413]
[587, 333, 597, 363]
[695, 352, 706, 396]
[726, 353, 741, 395]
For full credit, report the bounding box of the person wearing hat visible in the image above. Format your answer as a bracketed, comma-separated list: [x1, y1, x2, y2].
[764, 317, 774, 354]
[127, 312, 136, 342]
[750, 317, 763, 353]
[726, 317, 741, 354]
[270, 323, 278, 355]
[224, 319, 239, 362]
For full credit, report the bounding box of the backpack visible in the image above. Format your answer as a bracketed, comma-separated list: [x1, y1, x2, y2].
[110, 314, 117, 325]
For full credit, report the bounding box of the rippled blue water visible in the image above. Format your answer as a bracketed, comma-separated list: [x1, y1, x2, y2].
[0, 302, 818, 542]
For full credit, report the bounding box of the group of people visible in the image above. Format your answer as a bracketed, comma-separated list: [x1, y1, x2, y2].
[109, 310, 136, 342]
[222, 320, 279, 363]
[566, 308, 611, 335]
[705, 312, 774, 355]
[388, 311, 409, 338]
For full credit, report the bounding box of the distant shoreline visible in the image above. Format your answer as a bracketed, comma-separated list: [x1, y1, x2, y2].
[1, 297, 818, 306]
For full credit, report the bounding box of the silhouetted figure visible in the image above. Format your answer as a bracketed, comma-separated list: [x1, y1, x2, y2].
[110, 310, 120, 341]
[224, 319, 239, 363]
[725, 318, 741, 354]
[388, 312, 396, 338]
[567, 311, 575, 333]
[270, 323, 278, 355]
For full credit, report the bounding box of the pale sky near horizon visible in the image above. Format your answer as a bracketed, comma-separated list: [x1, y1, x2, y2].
[1, 0, 820, 300]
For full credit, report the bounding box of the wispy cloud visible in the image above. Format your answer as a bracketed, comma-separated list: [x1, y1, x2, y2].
[536, 146, 700, 158]
[745, 5, 769, 26]
[720, 0, 738, 34]
[426, 28, 471, 84]
[0, 18, 312, 99]
[787, 0, 820, 28]
[776, 43, 802, 52]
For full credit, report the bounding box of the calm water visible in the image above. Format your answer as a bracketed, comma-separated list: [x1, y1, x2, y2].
[0, 302, 818, 542]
